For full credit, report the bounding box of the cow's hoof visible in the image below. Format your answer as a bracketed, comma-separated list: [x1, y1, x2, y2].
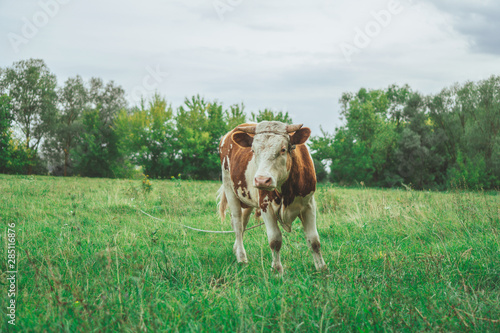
[237, 256, 248, 264]
[272, 263, 284, 275]
[315, 263, 328, 272]
[235, 250, 248, 264]
[314, 257, 327, 271]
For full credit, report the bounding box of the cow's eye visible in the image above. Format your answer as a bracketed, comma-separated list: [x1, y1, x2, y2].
[281, 147, 287, 153]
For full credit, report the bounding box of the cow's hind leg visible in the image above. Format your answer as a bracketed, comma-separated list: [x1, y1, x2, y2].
[242, 207, 253, 231]
[300, 198, 326, 270]
[224, 187, 248, 263]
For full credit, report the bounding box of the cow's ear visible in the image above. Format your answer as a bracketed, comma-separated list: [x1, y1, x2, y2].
[232, 132, 254, 148]
[290, 127, 311, 145]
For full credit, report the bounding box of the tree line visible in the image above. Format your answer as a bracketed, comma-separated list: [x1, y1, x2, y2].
[310, 81, 500, 190]
[0, 59, 293, 180]
[1, 59, 499, 189]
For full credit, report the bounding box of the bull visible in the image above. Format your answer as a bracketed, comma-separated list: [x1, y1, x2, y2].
[218, 121, 326, 273]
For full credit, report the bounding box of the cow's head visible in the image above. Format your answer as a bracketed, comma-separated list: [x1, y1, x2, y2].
[232, 121, 311, 191]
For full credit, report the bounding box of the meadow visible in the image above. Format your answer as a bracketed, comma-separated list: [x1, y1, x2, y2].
[0, 174, 499, 332]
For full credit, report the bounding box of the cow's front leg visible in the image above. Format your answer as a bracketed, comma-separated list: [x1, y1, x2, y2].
[262, 211, 283, 274]
[300, 198, 326, 271]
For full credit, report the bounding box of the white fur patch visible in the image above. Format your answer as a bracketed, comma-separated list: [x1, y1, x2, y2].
[220, 133, 229, 148]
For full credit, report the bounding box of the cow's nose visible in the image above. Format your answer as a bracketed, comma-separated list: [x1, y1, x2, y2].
[255, 176, 272, 188]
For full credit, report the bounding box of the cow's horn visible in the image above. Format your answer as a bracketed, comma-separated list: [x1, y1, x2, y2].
[236, 125, 256, 134]
[286, 124, 303, 133]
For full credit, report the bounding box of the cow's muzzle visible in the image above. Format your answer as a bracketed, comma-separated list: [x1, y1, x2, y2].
[254, 176, 274, 190]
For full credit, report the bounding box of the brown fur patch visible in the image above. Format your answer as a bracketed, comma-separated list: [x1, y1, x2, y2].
[232, 132, 253, 148]
[274, 192, 282, 205]
[290, 127, 311, 145]
[259, 191, 271, 212]
[270, 239, 282, 251]
[258, 188, 284, 212]
[311, 240, 321, 253]
[286, 152, 292, 172]
[280, 144, 316, 208]
[219, 124, 255, 202]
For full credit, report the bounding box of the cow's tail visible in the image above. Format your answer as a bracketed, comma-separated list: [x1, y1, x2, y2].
[217, 185, 228, 222]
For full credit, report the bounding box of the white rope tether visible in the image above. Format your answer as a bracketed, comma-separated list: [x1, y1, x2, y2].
[139, 209, 264, 234]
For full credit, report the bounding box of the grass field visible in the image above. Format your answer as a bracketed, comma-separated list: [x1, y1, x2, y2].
[1, 174, 499, 332]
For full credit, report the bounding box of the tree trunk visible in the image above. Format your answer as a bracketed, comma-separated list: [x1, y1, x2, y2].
[64, 149, 68, 177]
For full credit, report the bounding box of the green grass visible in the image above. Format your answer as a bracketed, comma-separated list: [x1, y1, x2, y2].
[1, 174, 499, 332]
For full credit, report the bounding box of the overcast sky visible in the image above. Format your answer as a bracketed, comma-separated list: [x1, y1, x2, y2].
[1, 0, 500, 133]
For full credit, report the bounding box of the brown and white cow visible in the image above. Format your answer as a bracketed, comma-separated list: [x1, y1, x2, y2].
[218, 121, 326, 273]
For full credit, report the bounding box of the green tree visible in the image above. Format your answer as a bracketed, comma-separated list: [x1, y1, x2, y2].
[115, 94, 175, 178]
[447, 150, 489, 189]
[394, 92, 447, 189]
[461, 77, 500, 187]
[44, 75, 88, 176]
[174, 95, 227, 179]
[72, 79, 128, 178]
[73, 108, 129, 178]
[312, 157, 327, 182]
[0, 95, 14, 172]
[309, 128, 335, 183]
[386, 84, 412, 127]
[0, 94, 36, 174]
[328, 127, 374, 185]
[72, 109, 110, 177]
[430, 76, 500, 188]
[0, 59, 58, 173]
[224, 103, 246, 129]
[428, 86, 463, 168]
[330, 88, 398, 186]
[88, 78, 127, 124]
[250, 109, 293, 124]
